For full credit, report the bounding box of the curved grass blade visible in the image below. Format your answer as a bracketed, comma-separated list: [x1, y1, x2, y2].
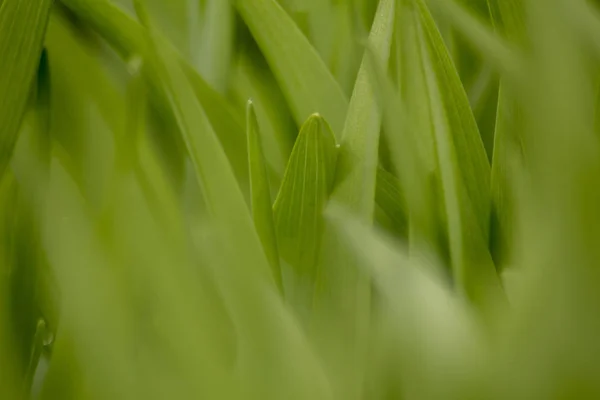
[231, 43, 296, 179]
[312, 1, 396, 397]
[233, 0, 349, 135]
[247, 101, 284, 293]
[0, 0, 52, 177]
[59, 0, 249, 190]
[273, 114, 337, 291]
[485, 0, 527, 270]
[386, 0, 502, 304]
[415, 0, 502, 304]
[134, 1, 274, 284]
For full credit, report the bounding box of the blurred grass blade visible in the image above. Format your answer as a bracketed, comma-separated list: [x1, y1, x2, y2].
[487, 0, 527, 269]
[247, 101, 284, 293]
[313, 0, 395, 397]
[331, 0, 395, 218]
[196, 0, 234, 93]
[0, 0, 52, 177]
[327, 206, 484, 400]
[231, 43, 296, 178]
[233, 0, 349, 135]
[134, 1, 274, 283]
[273, 114, 337, 294]
[60, 0, 249, 190]
[394, 0, 502, 304]
[375, 166, 408, 238]
[429, 0, 518, 78]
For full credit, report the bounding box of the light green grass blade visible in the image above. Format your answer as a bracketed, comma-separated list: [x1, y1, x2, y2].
[233, 0, 349, 135]
[196, 0, 234, 93]
[273, 114, 337, 291]
[395, 0, 501, 304]
[486, 0, 526, 269]
[135, 1, 274, 284]
[60, 0, 250, 190]
[247, 101, 284, 293]
[330, 0, 395, 219]
[375, 166, 408, 238]
[312, 1, 395, 398]
[327, 206, 484, 400]
[0, 0, 52, 177]
[231, 43, 296, 179]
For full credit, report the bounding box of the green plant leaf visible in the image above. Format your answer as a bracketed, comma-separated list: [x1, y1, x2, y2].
[375, 166, 408, 238]
[247, 101, 284, 293]
[486, 0, 526, 270]
[393, 0, 502, 304]
[311, 0, 396, 398]
[273, 114, 337, 290]
[233, 0, 349, 135]
[134, 1, 274, 284]
[60, 0, 250, 191]
[0, 0, 52, 177]
[231, 42, 296, 179]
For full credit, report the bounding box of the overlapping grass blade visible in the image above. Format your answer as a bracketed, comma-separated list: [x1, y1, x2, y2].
[233, 0, 349, 135]
[0, 0, 52, 177]
[393, 0, 501, 303]
[312, 0, 395, 398]
[231, 43, 295, 178]
[375, 166, 408, 238]
[485, 0, 526, 269]
[134, 1, 273, 283]
[272, 114, 337, 303]
[247, 101, 284, 293]
[60, 0, 249, 190]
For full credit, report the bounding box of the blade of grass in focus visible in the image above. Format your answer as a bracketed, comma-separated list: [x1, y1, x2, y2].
[272, 114, 337, 308]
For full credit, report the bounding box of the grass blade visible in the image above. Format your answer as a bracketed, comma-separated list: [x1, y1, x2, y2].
[233, 0, 349, 135]
[0, 0, 52, 177]
[60, 0, 250, 190]
[134, 1, 274, 284]
[247, 101, 284, 293]
[375, 166, 408, 238]
[272, 114, 337, 299]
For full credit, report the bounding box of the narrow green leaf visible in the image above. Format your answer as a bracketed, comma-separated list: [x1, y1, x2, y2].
[311, 1, 396, 398]
[404, 0, 501, 303]
[375, 166, 408, 238]
[0, 0, 52, 177]
[486, 0, 527, 269]
[195, 0, 234, 92]
[273, 114, 337, 286]
[247, 101, 284, 293]
[60, 0, 249, 190]
[231, 43, 296, 179]
[134, 1, 274, 284]
[331, 0, 395, 218]
[233, 0, 349, 135]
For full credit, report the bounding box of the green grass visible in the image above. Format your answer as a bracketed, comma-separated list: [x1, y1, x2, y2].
[3, 0, 600, 398]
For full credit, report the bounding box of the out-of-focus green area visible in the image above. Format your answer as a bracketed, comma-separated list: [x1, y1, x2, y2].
[3, 0, 600, 399]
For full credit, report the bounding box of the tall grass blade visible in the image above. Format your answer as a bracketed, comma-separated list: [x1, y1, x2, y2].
[134, 1, 274, 283]
[0, 0, 52, 177]
[233, 0, 349, 135]
[247, 101, 284, 293]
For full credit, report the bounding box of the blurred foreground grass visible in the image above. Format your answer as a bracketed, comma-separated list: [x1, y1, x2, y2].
[3, 0, 600, 398]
